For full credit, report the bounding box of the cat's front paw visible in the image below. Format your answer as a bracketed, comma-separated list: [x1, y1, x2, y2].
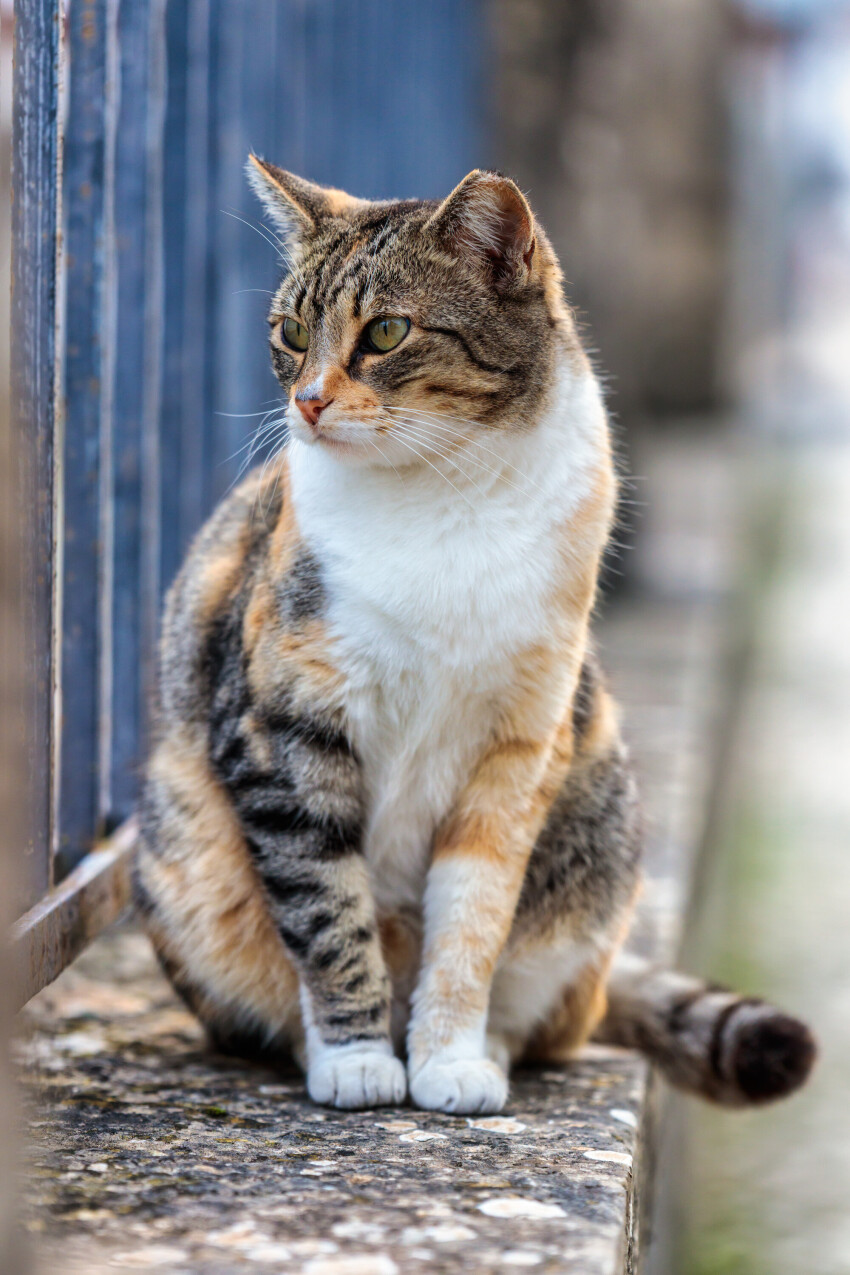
[307, 1045, 407, 1110]
[409, 1057, 508, 1115]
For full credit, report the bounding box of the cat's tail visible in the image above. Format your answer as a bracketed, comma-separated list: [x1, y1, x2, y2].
[594, 954, 816, 1105]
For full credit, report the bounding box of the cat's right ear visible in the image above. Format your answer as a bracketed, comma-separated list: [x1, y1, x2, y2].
[247, 155, 367, 250]
[425, 170, 536, 296]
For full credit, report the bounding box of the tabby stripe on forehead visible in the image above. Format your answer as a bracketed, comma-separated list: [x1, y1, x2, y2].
[303, 226, 353, 300]
[363, 218, 402, 258]
[314, 231, 381, 311]
[352, 275, 368, 319]
[322, 254, 372, 313]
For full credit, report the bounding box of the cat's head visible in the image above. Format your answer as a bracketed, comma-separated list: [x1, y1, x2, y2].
[248, 156, 581, 467]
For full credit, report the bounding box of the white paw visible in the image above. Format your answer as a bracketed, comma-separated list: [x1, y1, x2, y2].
[409, 1058, 508, 1115]
[307, 1046, 407, 1110]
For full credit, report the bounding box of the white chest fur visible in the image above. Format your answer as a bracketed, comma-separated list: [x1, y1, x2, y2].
[288, 362, 607, 911]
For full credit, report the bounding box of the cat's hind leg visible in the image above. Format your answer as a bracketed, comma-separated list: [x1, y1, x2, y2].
[487, 933, 618, 1070]
[134, 734, 304, 1063]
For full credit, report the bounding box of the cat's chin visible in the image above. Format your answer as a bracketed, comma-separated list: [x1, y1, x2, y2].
[290, 426, 371, 464]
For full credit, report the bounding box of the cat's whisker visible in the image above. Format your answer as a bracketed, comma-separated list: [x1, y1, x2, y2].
[224, 418, 282, 474]
[387, 432, 476, 510]
[388, 418, 532, 499]
[229, 412, 288, 468]
[221, 208, 308, 289]
[224, 419, 289, 499]
[389, 411, 545, 493]
[363, 433, 408, 489]
[241, 425, 288, 483]
[216, 403, 284, 419]
[221, 208, 288, 259]
[388, 423, 496, 503]
[382, 406, 547, 494]
[257, 424, 290, 488]
[250, 434, 289, 520]
[389, 422, 497, 498]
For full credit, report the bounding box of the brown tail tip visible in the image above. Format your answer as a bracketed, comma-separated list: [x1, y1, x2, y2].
[731, 1012, 817, 1103]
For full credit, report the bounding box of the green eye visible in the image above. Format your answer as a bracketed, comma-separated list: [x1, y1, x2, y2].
[281, 317, 309, 351]
[364, 316, 410, 353]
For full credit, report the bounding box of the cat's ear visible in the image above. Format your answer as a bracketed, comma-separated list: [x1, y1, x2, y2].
[426, 170, 536, 294]
[247, 155, 368, 247]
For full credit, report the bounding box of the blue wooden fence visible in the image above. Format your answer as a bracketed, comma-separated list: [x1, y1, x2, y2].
[13, 0, 486, 912]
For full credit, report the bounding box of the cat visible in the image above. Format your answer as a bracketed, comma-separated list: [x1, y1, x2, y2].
[134, 158, 815, 1114]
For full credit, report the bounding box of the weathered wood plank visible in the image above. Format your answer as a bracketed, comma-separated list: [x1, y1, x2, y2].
[178, 0, 212, 554]
[10, 0, 62, 912]
[107, 0, 167, 824]
[11, 819, 136, 1011]
[57, 0, 113, 880]
[158, 0, 191, 597]
[140, 0, 168, 779]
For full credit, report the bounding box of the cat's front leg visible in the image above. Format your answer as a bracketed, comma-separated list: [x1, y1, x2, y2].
[407, 713, 572, 1115]
[213, 704, 405, 1109]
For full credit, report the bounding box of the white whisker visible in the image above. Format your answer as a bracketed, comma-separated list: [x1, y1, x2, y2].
[216, 404, 284, 419]
[222, 208, 307, 289]
[363, 434, 408, 489]
[387, 423, 494, 501]
[388, 433, 476, 510]
[387, 418, 531, 499]
[382, 406, 547, 494]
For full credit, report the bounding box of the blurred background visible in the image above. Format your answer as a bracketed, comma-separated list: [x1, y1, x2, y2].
[2, 0, 850, 1271]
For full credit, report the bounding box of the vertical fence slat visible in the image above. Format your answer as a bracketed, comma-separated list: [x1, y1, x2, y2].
[179, 0, 211, 555]
[140, 0, 167, 783]
[206, 0, 284, 501]
[158, 0, 189, 598]
[57, 0, 112, 880]
[107, 0, 158, 823]
[205, 0, 245, 506]
[11, 0, 62, 909]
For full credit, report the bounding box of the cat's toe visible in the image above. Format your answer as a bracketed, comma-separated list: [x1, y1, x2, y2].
[307, 1048, 407, 1110]
[409, 1058, 508, 1115]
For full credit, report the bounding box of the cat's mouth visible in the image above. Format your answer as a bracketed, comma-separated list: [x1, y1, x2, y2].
[289, 412, 361, 456]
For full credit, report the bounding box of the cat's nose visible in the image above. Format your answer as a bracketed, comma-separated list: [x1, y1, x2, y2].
[296, 396, 332, 427]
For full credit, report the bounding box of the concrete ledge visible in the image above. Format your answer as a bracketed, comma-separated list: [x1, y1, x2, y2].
[16, 435, 735, 1274]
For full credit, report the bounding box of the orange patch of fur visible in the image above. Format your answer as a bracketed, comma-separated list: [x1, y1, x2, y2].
[140, 737, 301, 1043]
[525, 951, 614, 1062]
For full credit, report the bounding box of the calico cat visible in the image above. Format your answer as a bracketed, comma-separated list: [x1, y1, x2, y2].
[134, 159, 815, 1113]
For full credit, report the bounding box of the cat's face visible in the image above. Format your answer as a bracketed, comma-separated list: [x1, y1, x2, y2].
[249, 158, 578, 468]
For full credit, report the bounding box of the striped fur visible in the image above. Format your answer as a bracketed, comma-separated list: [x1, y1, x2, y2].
[135, 164, 814, 1113]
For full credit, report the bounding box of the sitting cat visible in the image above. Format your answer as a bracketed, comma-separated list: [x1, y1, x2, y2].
[134, 159, 815, 1113]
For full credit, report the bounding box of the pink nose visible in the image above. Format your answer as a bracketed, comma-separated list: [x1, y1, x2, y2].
[296, 397, 332, 427]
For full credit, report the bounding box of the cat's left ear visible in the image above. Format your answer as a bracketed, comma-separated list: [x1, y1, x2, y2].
[247, 154, 368, 249]
[425, 170, 536, 294]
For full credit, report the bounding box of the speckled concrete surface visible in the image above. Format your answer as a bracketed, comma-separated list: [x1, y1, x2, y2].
[17, 927, 649, 1274]
[15, 439, 733, 1274]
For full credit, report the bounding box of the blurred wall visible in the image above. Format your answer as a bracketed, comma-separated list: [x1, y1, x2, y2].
[492, 0, 730, 420]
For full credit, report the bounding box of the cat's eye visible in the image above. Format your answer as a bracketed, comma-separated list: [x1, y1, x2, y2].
[363, 316, 410, 353]
[281, 316, 309, 351]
